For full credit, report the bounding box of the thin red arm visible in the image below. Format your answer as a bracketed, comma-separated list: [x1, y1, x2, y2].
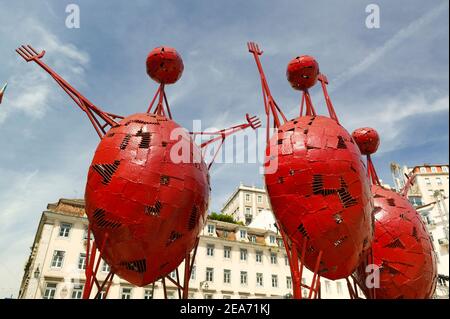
[367, 154, 381, 186]
[247, 42, 287, 133]
[16, 45, 122, 138]
[317, 73, 340, 123]
[400, 172, 417, 197]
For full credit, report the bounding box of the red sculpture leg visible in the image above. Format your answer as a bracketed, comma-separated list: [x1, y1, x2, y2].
[82, 223, 200, 299]
[278, 225, 324, 299]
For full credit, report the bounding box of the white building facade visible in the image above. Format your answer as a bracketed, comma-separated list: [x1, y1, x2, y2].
[221, 183, 272, 225]
[391, 163, 449, 298]
[18, 198, 352, 299]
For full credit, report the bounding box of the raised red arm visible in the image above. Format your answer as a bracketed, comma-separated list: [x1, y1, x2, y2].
[16, 45, 123, 139]
[247, 42, 287, 143]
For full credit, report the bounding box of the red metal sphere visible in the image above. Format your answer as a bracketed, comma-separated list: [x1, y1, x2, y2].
[146, 46, 184, 84]
[85, 113, 209, 286]
[286, 55, 320, 91]
[351, 127, 380, 155]
[265, 115, 374, 280]
[355, 185, 437, 299]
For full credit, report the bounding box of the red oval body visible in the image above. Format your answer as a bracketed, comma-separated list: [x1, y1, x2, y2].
[355, 185, 437, 298]
[286, 55, 320, 90]
[351, 127, 380, 155]
[85, 113, 209, 286]
[265, 116, 374, 280]
[146, 47, 184, 84]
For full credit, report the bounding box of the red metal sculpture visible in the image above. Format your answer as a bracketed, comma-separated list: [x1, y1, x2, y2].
[352, 127, 437, 299]
[16, 44, 260, 299]
[0, 82, 7, 104]
[247, 42, 374, 299]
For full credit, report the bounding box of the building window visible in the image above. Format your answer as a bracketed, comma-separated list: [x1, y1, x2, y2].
[256, 273, 263, 287]
[78, 253, 86, 270]
[240, 249, 248, 261]
[442, 166, 449, 173]
[270, 253, 277, 264]
[96, 290, 107, 299]
[223, 295, 232, 299]
[431, 167, 437, 173]
[269, 235, 276, 244]
[245, 207, 251, 215]
[420, 167, 427, 173]
[121, 288, 132, 299]
[144, 289, 153, 299]
[83, 226, 94, 241]
[169, 270, 176, 279]
[223, 230, 229, 237]
[240, 230, 247, 239]
[223, 269, 231, 284]
[206, 244, 215, 257]
[428, 189, 434, 196]
[204, 294, 213, 299]
[257, 195, 263, 204]
[59, 223, 71, 238]
[240, 271, 248, 285]
[248, 235, 256, 243]
[286, 277, 292, 289]
[206, 268, 214, 282]
[43, 283, 57, 299]
[272, 275, 278, 288]
[408, 196, 423, 207]
[336, 282, 343, 295]
[437, 177, 443, 185]
[191, 265, 196, 280]
[102, 261, 110, 273]
[51, 250, 65, 268]
[167, 291, 176, 299]
[284, 255, 289, 266]
[258, 209, 262, 214]
[325, 280, 331, 294]
[425, 178, 431, 186]
[207, 224, 215, 234]
[245, 193, 251, 202]
[224, 246, 231, 259]
[71, 284, 83, 299]
[256, 251, 263, 263]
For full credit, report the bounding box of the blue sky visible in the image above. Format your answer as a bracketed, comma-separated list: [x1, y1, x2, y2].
[0, 0, 448, 298]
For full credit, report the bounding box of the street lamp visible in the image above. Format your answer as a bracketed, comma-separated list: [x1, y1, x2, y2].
[33, 266, 40, 279]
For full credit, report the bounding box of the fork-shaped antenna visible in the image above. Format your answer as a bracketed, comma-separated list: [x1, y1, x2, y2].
[16, 44, 123, 139]
[16, 45, 46, 62]
[247, 42, 287, 144]
[247, 42, 263, 56]
[246, 113, 262, 129]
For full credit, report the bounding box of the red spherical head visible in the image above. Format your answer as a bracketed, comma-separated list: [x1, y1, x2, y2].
[355, 185, 437, 299]
[264, 116, 374, 280]
[146, 46, 184, 84]
[351, 127, 380, 155]
[85, 113, 209, 286]
[286, 55, 320, 90]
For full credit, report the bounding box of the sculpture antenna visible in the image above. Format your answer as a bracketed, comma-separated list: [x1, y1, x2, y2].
[16, 45, 123, 138]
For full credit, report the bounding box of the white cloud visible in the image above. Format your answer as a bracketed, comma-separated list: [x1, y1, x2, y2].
[0, 18, 89, 124]
[0, 167, 85, 298]
[343, 93, 449, 153]
[331, 1, 449, 92]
